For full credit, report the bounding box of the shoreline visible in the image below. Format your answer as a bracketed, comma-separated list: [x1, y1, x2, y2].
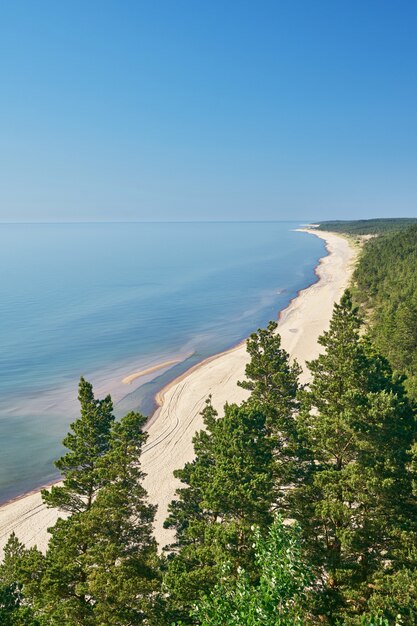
[0, 229, 357, 553]
[142, 228, 356, 547]
[0, 233, 325, 509]
[152, 228, 328, 415]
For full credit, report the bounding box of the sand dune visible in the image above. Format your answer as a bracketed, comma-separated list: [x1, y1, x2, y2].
[0, 229, 356, 554]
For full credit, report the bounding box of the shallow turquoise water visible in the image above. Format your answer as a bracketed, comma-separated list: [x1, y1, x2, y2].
[0, 221, 324, 501]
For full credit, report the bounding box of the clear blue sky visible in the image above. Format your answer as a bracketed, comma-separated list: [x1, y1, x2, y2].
[0, 0, 416, 222]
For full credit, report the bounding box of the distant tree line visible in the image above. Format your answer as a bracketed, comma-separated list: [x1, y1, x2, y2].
[351, 224, 417, 400]
[2, 226, 417, 624]
[316, 218, 417, 235]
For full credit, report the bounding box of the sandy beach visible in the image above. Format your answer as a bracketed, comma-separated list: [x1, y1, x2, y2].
[0, 229, 356, 554]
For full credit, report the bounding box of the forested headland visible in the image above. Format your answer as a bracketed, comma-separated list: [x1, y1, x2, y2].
[316, 218, 417, 235]
[2, 223, 417, 625]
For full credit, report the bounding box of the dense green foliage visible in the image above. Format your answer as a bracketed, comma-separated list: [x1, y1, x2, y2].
[290, 293, 417, 622]
[238, 321, 302, 493]
[352, 224, 417, 398]
[163, 399, 275, 622]
[0, 533, 42, 625]
[165, 300, 417, 624]
[39, 410, 159, 625]
[316, 218, 417, 235]
[237, 320, 300, 424]
[191, 515, 313, 626]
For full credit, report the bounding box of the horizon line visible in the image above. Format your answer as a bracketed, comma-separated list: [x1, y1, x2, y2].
[0, 219, 319, 225]
[0, 217, 415, 226]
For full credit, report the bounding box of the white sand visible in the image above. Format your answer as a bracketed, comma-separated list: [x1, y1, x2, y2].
[0, 229, 356, 555]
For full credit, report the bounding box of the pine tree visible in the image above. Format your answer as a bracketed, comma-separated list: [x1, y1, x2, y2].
[37, 411, 160, 625]
[0, 533, 43, 626]
[291, 291, 417, 622]
[361, 563, 417, 625]
[238, 320, 301, 432]
[238, 320, 302, 499]
[83, 411, 160, 624]
[37, 514, 96, 625]
[42, 377, 115, 514]
[163, 399, 275, 622]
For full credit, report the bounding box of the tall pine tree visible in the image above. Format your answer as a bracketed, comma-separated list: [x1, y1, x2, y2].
[238, 320, 302, 499]
[163, 399, 275, 623]
[42, 377, 114, 514]
[291, 291, 417, 622]
[34, 410, 160, 625]
[83, 411, 159, 625]
[238, 320, 300, 432]
[35, 381, 160, 624]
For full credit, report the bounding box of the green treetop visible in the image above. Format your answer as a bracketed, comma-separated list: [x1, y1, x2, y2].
[238, 320, 303, 497]
[238, 320, 300, 430]
[42, 377, 115, 514]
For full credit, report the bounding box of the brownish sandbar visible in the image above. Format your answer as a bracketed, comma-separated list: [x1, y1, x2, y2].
[122, 359, 180, 385]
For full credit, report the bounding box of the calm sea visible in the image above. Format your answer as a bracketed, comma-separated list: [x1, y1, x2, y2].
[0, 221, 324, 502]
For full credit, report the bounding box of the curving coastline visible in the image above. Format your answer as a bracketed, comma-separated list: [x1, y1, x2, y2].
[0, 229, 357, 554]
